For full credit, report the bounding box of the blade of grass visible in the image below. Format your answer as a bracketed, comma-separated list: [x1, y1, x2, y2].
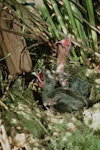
[85, 0, 98, 51]
[62, 0, 80, 62]
[70, 0, 89, 61]
[36, 0, 59, 38]
[71, 47, 79, 62]
[63, 0, 79, 38]
[50, 0, 68, 35]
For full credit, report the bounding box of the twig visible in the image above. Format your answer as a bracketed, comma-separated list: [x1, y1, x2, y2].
[0, 101, 8, 110]
[0, 124, 11, 150]
[94, 52, 100, 58]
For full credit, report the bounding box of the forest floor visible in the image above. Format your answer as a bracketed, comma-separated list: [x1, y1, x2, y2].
[0, 59, 100, 150]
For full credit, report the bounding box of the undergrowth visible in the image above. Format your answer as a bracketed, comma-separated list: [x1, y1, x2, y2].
[0, 66, 100, 149]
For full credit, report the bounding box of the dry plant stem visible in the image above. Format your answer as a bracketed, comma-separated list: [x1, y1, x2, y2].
[0, 101, 8, 110]
[0, 27, 37, 41]
[0, 76, 13, 110]
[0, 124, 11, 150]
[94, 52, 100, 58]
[73, 12, 100, 34]
[70, 0, 87, 14]
[0, 84, 10, 110]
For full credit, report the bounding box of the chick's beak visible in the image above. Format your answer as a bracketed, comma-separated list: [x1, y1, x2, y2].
[55, 37, 71, 52]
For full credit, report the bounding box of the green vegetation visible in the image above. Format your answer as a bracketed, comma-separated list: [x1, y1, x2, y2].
[0, 0, 100, 149]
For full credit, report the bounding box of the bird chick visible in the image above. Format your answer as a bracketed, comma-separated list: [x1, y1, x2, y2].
[33, 71, 88, 113]
[55, 37, 71, 74]
[55, 37, 71, 86]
